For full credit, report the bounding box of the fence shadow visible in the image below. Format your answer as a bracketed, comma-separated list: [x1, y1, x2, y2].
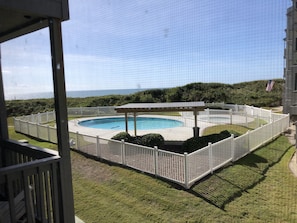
[188, 141, 292, 209]
[188, 165, 266, 209]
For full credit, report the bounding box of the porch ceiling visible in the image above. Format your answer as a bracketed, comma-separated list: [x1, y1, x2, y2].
[0, 0, 69, 43]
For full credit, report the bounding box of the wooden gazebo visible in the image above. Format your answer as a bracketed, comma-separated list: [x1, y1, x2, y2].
[0, 1, 75, 222]
[115, 101, 205, 136]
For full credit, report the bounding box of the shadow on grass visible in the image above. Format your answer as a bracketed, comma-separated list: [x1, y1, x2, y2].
[189, 139, 293, 209]
[71, 136, 293, 210]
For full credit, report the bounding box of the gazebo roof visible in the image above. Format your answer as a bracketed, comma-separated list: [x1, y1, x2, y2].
[115, 101, 205, 113]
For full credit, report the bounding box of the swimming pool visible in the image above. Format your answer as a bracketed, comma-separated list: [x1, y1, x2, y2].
[78, 117, 183, 130]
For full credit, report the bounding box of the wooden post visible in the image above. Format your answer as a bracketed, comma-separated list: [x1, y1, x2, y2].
[194, 109, 198, 129]
[0, 46, 8, 141]
[125, 113, 128, 133]
[49, 18, 75, 223]
[134, 112, 137, 136]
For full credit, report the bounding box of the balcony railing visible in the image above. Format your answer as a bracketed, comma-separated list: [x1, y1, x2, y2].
[0, 139, 63, 223]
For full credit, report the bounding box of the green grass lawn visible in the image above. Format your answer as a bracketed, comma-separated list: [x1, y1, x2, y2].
[202, 124, 250, 136]
[8, 125, 297, 222]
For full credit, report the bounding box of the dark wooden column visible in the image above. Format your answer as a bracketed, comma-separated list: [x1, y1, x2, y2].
[125, 112, 128, 132]
[0, 46, 8, 167]
[49, 18, 75, 223]
[133, 112, 137, 136]
[0, 47, 8, 141]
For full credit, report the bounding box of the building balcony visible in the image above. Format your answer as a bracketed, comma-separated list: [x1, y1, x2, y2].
[0, 0, 75, 222]
[0, 139, 63, 222]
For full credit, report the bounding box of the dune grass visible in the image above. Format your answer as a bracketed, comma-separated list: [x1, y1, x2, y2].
[8, 125, 297, 222]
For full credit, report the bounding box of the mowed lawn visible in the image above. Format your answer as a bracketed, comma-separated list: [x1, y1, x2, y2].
[72, 136, 297, 223]
[8, 123, 297, 222]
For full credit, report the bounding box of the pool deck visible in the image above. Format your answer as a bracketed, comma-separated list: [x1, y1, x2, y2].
[68, 114, 249, 141]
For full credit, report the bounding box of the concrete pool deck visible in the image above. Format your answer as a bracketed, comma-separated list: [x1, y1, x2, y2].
[68, 114, 251, 141]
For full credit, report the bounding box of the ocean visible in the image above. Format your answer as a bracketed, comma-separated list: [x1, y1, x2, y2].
[7, 88, 150, 100]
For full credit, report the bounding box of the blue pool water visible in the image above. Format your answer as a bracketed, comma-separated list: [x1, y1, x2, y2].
[78, 117, 183, 130]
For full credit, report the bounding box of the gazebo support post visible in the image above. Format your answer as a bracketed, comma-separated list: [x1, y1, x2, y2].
[193, 109, 199, 137]
[133, 112, 137, 136]
[125, 113, 128, 133]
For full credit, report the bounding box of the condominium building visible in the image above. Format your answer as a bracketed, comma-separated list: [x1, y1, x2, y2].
[283, 0, 297, 119]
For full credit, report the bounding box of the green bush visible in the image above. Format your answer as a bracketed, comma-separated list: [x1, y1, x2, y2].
[111, 132, 132, 142]
[131, 136, 143, 145]
[140, 134, 164, 148]
[182, 130, 231, 153]
[111, 132, 164, 148]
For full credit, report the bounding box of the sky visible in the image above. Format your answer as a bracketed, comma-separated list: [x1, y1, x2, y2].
[1, 0, 292, 99]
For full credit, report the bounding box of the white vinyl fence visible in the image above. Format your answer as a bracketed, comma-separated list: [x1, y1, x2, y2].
[14, 105, 290, 189]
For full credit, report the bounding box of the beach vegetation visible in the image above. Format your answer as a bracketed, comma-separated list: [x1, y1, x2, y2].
[6, 79, 283, 117]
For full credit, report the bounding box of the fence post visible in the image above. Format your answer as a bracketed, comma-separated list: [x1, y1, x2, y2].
[231, 134, 235, 161]
[36, 123, 39, 139]
[184, 152, 189, 189]
[206, 108, 210, 122]
[154, 146, 158, 176]
[121, 139, 125, 165]
[229, 109, 232, 124]
[47, 125, 51, 141]
[53, 110, 56, 121]
[27, 121, 30, 135]
[270, 121, 274, 140]
[38, 112, 41, 124]
[80, 107, 83, 116]
[247, 130, 250, 152]
[96, 136, 101, 158]
[208, 143, 213, 174]
[76, 131, 80, 151]
[245, 110, 248, 127]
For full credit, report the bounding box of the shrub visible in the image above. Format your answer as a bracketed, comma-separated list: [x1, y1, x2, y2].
[182, 137, 209, 153]
[111, 132, 132, 142]
[182, 131, 231, 153]
[218, 130, 231, 140]
[140, 133, 164, 148]
[131, 136, 143, 145]
[111, 132, 164, 148]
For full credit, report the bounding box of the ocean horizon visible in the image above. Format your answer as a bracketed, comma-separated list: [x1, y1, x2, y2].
[7, 88, 152, 100]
